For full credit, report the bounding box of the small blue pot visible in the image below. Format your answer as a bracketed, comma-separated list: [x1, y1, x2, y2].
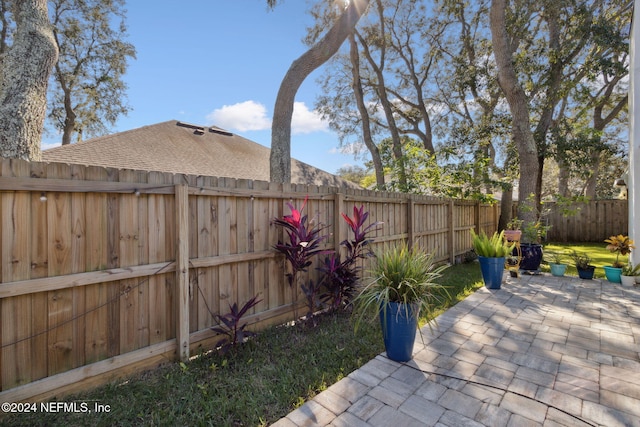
[380, 302, 417, 362]
[578, 266, 595, 280]
[550, 263, 567, 277]
[478, 256, 505, 289]
[603, 266, 622, 283]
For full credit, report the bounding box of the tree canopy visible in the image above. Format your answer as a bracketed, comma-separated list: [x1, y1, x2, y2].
[313, 0, 630, 214]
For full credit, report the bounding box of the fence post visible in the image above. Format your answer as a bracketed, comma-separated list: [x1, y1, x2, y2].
[407, 195, 415, 248]
[448, 200, 455, 264]
[475, 201, 481, 235]
[333, 192, 343, 254]
[175, 184, 190, 362]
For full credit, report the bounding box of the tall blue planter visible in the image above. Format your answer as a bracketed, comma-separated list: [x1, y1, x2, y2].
[380, 302, 417, 362]
[478, 256, 505, 289]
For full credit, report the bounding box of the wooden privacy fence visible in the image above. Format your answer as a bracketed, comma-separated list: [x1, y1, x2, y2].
[541, 199, 628, 243]
[0, 158, 498, 403]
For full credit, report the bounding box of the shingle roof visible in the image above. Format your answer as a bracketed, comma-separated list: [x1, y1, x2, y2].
[43, 120, 359, 189]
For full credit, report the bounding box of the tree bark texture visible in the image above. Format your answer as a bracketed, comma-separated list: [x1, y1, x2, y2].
[490, 0, 539, 224]
[270, 0, 370, 183]
[0, 0, 58, 160]
[348, 33, 385, 188]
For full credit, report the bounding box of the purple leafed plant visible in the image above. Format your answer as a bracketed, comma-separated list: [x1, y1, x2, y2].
[273, 196, 331, 319]
[320, 205, 382, 311]
[211, 295, 262, 355]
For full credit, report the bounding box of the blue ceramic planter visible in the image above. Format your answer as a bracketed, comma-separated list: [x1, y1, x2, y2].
[578, 266, 595, 280]
[603, 266, 622, 283]
[380, 302, 417, 362]
[520, 243, 543, 271]
[550, 263, 567, 277]
[478, 256, 505, 289]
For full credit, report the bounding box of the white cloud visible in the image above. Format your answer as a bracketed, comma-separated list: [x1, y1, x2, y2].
[291, 102, 329, 134]
[206, 100, 329, 135]
[206, 100, 271, 132]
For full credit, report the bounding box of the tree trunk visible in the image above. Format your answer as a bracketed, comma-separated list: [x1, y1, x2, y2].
[0, 0, 58, 160]
[490, 0, 539, 225]
[270, 0, 370, 183]
[584, 151, 601, 199]
[498, 184, 513, 231]
[349, 34, 385, 189]
[356, 0, 407, 190]
[557, 156, 570, 197]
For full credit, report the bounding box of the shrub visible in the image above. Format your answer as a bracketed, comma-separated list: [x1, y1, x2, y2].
[319, 205, 381, 311]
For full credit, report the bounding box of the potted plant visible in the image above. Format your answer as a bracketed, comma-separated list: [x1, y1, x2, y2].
[546, 251, 567, 277]
[520, 221, 550, 272]
[620, 263, 640, 287]
[352, 243, 448, 362]
[504, 218, 523, 242]
[470, 230, 516, 289]
[603, 235, 635, 284]
[570, 251, 595, 280]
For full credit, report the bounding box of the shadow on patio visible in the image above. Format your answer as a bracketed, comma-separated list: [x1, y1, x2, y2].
[274, 273, 640, 427]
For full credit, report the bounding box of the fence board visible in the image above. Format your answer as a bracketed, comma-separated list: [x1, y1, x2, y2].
[541, 199, 628, 242]
[0, 159, 501, 402]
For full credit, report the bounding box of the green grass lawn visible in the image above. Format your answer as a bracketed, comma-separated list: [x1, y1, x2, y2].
[0, 263, 483, 427]
[542, 241, 626, 278]
[0, 243, 615, 427]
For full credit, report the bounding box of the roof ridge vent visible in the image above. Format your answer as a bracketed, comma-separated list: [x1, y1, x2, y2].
[176, 121, 205, 135]
[209, 126, 233, 137]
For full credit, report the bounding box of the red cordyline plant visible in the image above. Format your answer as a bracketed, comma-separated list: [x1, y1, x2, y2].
[211, 295, 262, 355]
[273, 196, 330, 320]
[319, 205, 382, 311]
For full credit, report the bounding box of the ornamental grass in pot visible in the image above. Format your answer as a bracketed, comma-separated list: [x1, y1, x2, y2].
[352, 243, 448, 362]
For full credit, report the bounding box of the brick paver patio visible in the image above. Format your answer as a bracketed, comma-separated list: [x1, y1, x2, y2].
[273, 273, 640, 427]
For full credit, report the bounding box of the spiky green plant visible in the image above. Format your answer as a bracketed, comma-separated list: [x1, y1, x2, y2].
[470, 230, 515, 258]
[352, 243, 449, 332]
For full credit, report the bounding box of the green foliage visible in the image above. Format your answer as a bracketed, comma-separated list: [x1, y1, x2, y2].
[570, 250, 592, 270]
[522, 221, 551, 244]
[622, 263, 640, 276]
[352, 243, 449, 332]
[545, 250, 566, 265]
[541, 242, 627, 278]
[554, 195, 590, 217]
[0, 263, 483, 427]
[47, 0, 136, 143]
[335, 165, 368, 186]
[470, 230, 515, 258]
[372, 136, 500, 201]
[506, 218, 523, 230]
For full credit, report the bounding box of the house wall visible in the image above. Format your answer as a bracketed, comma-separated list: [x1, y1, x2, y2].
[0, 158, 498, 402]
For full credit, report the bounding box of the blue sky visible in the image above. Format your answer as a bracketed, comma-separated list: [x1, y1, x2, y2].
[44, 0, 364, 175]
